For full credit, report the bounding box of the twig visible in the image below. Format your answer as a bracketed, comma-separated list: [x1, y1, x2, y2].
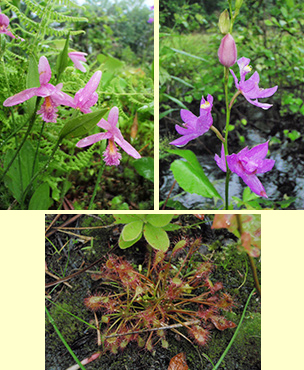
[162, 179, 177, 210]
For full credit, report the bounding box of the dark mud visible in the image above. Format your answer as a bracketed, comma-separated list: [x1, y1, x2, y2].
[160, 101, 304, 209]
[45, 214, 261, 370]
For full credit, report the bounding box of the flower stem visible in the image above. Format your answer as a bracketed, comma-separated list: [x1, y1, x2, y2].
[223, 66, 231, 210]
[212, 289, 256, 370]
[89, 160, 105, 210]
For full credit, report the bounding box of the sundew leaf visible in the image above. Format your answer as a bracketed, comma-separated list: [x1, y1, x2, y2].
[143, 223, 170, 251]
[59, 108, 108, 140]
[121, 221, 143, 242]
[146, 214, 173, 227]
[168, 149, 222, 199]
[118, 231, 142, 249]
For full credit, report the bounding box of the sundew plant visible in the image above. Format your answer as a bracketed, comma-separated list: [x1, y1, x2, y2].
[0, 0, 154, 210]
[163, 0, 280, 210]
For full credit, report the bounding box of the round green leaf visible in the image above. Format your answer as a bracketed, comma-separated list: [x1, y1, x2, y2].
[121, 221, 143, 242]
[118, 232, 142, 249]
[143, 223, 170, 251]
[114, 215, 143, 224]
[146, 214, 173, 227]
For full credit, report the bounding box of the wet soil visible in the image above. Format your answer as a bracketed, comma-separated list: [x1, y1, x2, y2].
[160, 100, 304, 209]
[45, 214, 261, 370]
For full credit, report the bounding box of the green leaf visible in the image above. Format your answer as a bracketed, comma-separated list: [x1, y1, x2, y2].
[3, 141, 38, 203]
[146, 214, 173, 227]
[114, 215, 143, 224]
[168, 149, 222, 199]
[121, 221, 143, 242]
[118, 231, 142, 249]
[170, 47, 208, 62]
[28, 183, 53, 210]
[59, 108, 108, 140]
[97, 54, 124, 73]
[133, 157, 154, 182]
[143, 223, 170, 251]
[162, 223, 181, 231]
[26, 54, 39, 116]
[163, 93, 188, 109]
[264, 19, 273, 26]
[56, 32, 70, 78]
[159, 199, 188, 210]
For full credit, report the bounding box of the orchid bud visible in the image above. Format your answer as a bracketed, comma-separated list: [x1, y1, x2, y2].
[218, 9, 230, 34]
[218, 33, 237, 67]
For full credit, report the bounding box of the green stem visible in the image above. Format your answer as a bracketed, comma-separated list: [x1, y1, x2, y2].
[212, 288, 256, 370]
[45, 306, 87, 370]
[32, 120, 46, 178]
[223, 66, 231, 210]
[89, 161, 105, 210]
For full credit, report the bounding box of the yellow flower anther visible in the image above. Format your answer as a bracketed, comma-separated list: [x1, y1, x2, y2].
[244, 65, 252, 72]
[201, 101, 210, 109]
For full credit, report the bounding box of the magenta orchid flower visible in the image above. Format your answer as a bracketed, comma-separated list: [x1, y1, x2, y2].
[170, 95, 214, 146]
[230, 57, 278, 110]
[215, 141, 275, 198]
[3, 56, 74, 122]
[72, 71, 102, 114]
[68, 51, 88, 73]
[76, 106, 141, 166]
[0, 11, 16, 39]
[148, 5, 154, 23]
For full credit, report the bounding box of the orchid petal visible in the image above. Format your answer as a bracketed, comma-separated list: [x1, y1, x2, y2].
[229, 69, 239, 89]
[238, 172, 268, 198]
[256, 158, 275, 173]
[246, 141, 269, 160]
[3, 87, 38, 106]
[170, 133, 201, 146]
[76, 133, 105, 147]
[107, 106, 119, 127]
[214, 144, 227, 172]
[38, 56, 52, 85]
[255, 85, 278, 99]
[114, 136, 141, 159]
[180, 109, 197, 127]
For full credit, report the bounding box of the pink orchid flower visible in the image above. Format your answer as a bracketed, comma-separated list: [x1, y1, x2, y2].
[0, 11, 16, 39]
[230, 57, 278, 110]
[170, 95, 214, 146]
[3, 56, 74, 122]
[68, 51, 88, 73]
[72, 71, 102, 114]
[76, 106, 141, 166]
[215, 141, 275, 198]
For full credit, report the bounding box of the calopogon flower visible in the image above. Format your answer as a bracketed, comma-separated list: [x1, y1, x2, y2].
[170, 95, 213, 147]
[0, 11, 16, 39]
[230, 57, 278, 110]
[215, 141, 275, 198]
[3, 56, 74, 122]
[72, 71, 102, 113]
[76, 106, 141, 166]
[68, 51, 88, 73]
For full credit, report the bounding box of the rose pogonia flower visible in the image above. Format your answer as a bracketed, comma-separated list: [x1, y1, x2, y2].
[76, 106, 141, 166]
[230, 57, 278, 110]
[68, 51, 88, 73]
[215, 141, 275, 198]
[0, 11, 16, 38]
[218, 34, 237, 67]
[72, 71, 102, 114]
[3, 56, 74, 123]
[170, 94, 213, 147]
